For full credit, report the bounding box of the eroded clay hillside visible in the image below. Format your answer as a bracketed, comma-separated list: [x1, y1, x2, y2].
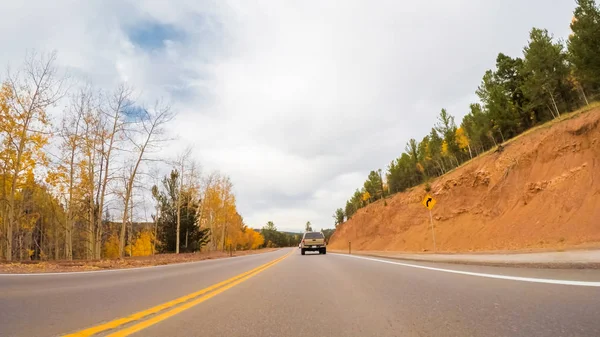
[329, 108, 600, 252]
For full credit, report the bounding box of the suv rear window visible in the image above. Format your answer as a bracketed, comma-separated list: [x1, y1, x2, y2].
[304, 232, 324, 239]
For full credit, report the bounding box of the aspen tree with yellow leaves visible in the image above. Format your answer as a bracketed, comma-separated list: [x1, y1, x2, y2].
[118, 102, 175, 258]
[97, 84, 132, 259]
[455, 127, 472, 160]
[0, 50, 260, 262]
[79, 100, 103, 259]
[1, 51, 65, 261]
[46, 86, 93, 260]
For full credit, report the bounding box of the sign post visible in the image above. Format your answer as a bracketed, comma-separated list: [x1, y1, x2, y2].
[428, 208, 436, 253]
[421, 194, 437, 253]
[349, 241, 351, 255]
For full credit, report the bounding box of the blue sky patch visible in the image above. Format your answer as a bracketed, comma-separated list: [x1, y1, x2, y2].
[123, 102, 147, 121]
[127, 21, 185, 50]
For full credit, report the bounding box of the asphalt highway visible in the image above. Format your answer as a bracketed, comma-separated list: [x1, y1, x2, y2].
[1, 248, 600, 337]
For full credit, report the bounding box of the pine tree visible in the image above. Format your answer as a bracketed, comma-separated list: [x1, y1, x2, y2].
[568, 0, 600, 90]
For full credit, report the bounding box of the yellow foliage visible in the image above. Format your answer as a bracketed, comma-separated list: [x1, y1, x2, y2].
[455, 127, 470, 151]
[251, 231, 265, 249]
[198, 174, 246, 250]
[416, 162, 425, 174]
[225, 236, 234, 248]
[362, 191, 371, 201]
[103, 234, 121, 259]
[125, 230, 154, 257]
[0, 82, 50, 183]
[441, 141, 449, 156]
[1, 79, 52, 257]
[237, 228, 264, 250]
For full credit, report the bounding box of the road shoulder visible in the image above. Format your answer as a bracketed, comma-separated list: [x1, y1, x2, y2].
[330, 249, 600, 269]
[0, 248, 280, 274]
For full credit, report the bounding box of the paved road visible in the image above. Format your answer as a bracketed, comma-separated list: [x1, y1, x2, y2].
[2, 248, 600, 337]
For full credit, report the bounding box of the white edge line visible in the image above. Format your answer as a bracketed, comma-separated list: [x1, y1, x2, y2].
[332, 253, 600, 287]
[0, 249, 283, 277]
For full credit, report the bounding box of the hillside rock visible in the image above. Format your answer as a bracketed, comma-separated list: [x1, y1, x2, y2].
[329, 108, 600, 252]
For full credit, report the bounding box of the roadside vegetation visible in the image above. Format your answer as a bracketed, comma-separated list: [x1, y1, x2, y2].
[334, 0, 600, 224]
[0, 54, 293, 263]
[260, 221, 302, 247]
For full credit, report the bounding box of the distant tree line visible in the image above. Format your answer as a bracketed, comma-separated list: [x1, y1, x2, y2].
[256, 221, 337, 247]
[335, 0, 600, 224]
[259, 221, 301, 247]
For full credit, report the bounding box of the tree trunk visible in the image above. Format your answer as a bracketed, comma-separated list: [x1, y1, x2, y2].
[152, 206, 159, 255]
[550, 93, 560, 117]
[98, 86, 131, 259]
[7, 126, 30, 261]
[176, 165, 183, 254]
[1, 217, 5, 260]
[39, 216, 44, 260]
[489, 134, 498, 147]
[222, 224, 228, 252]
[64, 213, 71, 260]
[65, 176, 74, 260]
[120, 178, 133, 258]
[548, 91, 560, 118]
[209, 213, 215, 251]
[97, 155, 111, 259]
[18, 234, 23, 261]
[95, 209, 102, 259]
[54, 225, 59, 260]
[467, 144, 473, 160]
[452, 155, 460, 168]
[97, 159, 111, 259]
[579, 85, 589, 106]
[119, 112, 161, 257]
[6, 197, 14, 261]
[87, 157, 95, 260]
[129, 201, 133, 257]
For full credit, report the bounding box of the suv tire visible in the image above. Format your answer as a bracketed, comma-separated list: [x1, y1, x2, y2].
[301, 249, 305, 255]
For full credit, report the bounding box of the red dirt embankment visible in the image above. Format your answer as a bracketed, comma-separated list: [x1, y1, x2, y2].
[329, 108, 600, 253]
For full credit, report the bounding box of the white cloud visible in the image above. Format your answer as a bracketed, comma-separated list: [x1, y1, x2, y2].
[0, 0, 576, 230]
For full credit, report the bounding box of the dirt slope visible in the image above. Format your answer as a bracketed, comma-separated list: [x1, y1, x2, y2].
[330, 108, 600, 253]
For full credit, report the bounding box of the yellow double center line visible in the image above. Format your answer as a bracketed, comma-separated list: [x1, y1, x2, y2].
[64, 251, 292, 337]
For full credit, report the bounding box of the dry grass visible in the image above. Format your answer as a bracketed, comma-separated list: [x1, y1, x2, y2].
[0, 248, 279, 274]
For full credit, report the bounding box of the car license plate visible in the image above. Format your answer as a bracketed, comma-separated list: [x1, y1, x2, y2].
[311, 245, 317, 248]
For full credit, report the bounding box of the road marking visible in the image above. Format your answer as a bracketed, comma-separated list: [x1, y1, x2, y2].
[0, 250, 280, 277]
[334, 254, 600, 287]
[63, 251, 291, 336]
[106, 251, 289, 337]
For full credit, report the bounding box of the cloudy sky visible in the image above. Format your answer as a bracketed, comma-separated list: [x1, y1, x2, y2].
[0, 0, 575, 232]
